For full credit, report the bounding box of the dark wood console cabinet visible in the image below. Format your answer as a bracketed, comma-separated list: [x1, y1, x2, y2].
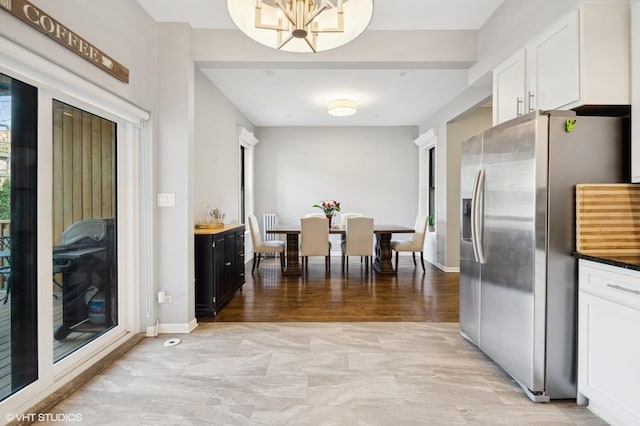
[194, 225, 245, 316]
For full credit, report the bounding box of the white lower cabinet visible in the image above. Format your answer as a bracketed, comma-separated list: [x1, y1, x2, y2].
[578, 260, 640, 426]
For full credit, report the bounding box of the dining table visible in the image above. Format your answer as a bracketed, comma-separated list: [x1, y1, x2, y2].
[266, 224, 415, 275]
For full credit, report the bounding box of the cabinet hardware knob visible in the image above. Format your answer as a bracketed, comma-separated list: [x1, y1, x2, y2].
[225, 262, 232, 266]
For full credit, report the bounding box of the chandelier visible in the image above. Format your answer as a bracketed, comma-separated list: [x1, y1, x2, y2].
[227, 0, 374, 53]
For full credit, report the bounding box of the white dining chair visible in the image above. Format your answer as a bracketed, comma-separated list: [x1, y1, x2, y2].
[300, 216, 331, 272]
[340, 212, 363, 226]
[248, 214, 285, 273]
[341, 216, 374, 273]
[390, 214, 428, 272]
[338, 212, 363, 249]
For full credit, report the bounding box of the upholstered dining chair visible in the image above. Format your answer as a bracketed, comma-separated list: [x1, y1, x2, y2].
[248, 214, 285, 273]
[338, 212, 363, 247]
[341, 216, 374, 273]
[340, 212, 363, 226]
[300, 216, 331, 272]
[390, 214, 428, 272]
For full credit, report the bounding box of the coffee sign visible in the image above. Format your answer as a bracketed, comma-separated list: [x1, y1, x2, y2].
[0, 0, 129, 83]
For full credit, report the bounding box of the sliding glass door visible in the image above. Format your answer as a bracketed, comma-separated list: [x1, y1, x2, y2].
[0, 74, 122, 400]
[51, 100, 118, 361]
[0, 72, 39, 401]
[0, 35, 149, 417]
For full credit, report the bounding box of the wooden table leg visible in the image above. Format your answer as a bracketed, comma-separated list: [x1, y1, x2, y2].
[283, 233, 301, 275]
[372, 232, 396, 274]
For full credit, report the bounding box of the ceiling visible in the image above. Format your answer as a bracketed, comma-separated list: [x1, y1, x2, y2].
[137, 0, 503, 127]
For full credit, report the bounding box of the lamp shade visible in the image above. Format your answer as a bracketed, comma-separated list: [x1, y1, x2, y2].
[227, 0, 374, 53]
[328, 99, 357, 116]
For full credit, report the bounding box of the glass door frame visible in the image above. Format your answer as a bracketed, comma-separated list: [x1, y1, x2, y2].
[0, 35, 150, 415]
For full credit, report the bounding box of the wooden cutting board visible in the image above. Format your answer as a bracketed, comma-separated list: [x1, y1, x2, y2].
[576, 184, 640, 256]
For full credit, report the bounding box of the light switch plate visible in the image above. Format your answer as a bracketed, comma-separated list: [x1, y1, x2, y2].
[157, 193, 175, 207]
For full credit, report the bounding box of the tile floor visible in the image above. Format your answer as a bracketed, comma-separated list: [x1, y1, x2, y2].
[40, 322, 605, 425]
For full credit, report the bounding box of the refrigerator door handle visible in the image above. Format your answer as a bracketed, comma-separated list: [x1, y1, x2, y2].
[471, 168, 486, 264]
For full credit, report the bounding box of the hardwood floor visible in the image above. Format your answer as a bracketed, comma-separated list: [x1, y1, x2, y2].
[203, 255, 459, 323]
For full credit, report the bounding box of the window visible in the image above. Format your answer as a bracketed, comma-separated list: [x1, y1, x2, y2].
[0, 72, 39, 402]
[240, 145, 245, 224]
[238, 127, 258, 224]
[428, 146, 435, 220]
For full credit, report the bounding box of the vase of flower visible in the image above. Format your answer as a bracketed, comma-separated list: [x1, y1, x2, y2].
[312, 200, 341, 227]
[326, 214, 333, 228]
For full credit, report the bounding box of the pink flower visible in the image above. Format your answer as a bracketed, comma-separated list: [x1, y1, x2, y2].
[312, 199, 341, 215]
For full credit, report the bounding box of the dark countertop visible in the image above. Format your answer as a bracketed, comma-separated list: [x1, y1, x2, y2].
[574, 252, 640, 272]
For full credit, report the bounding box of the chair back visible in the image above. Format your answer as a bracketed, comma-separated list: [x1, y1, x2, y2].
[300, 216, 329, 256]
[344, 216, 374, 256]
[247, 214, 262, 246]
[412, 214, 429, 246]
[340, 212, 363, 226]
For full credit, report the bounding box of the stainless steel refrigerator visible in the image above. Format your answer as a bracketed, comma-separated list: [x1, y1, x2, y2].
[459, 110, 627, 401]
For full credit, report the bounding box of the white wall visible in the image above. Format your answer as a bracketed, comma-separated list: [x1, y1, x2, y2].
[419, 87, 491, 269]
[154, 32, 258, 331]
[445, 107, 493, 267]
[194, 69, 254, 224]
[155, 23, 196, 329]
[254, 126, 419, 250]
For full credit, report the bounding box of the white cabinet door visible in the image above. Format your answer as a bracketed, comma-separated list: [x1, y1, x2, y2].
[527, 9, 579, 111]
[632, 0, 639, 183]
[492, 50, 525, 125]
[492, 4, 629, 126]
[578, 260, 640, 426]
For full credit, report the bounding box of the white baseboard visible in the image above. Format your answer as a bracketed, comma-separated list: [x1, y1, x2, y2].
[157, 318, 199, 334]
[438, 264, 460, 273]
[426, 259, 459, 273]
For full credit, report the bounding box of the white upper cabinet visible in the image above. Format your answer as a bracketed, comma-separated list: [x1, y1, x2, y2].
[526, 9, 580, 112]
[493, 3, 631, 126]
[632, 0, 639, 183]
[492, 50, 526, 125]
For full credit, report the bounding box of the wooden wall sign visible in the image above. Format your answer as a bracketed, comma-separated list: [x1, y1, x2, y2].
[0, 0, 130, 83]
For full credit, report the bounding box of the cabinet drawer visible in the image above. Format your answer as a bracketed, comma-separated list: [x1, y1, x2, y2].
[579, 260, 640, 310]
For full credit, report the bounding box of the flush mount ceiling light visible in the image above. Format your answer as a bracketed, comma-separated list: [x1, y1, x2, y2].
[227, 0, 374, 53]
[328, 98, 357, 116]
